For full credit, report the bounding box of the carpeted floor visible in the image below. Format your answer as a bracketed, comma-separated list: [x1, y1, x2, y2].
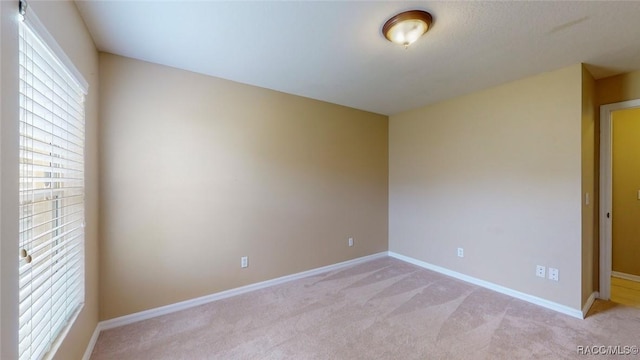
[90, 257, 640, 359]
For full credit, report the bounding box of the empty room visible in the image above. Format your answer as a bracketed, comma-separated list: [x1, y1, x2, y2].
[2, 1, 640, 359]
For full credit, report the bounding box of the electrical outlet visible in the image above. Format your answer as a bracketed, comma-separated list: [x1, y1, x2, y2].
[548, 268, 559, 281]
[536, 265, 546, 278]
[457, 248, 464, 258]
[241, 256, 248, 268]
[348, 237, 354, 247]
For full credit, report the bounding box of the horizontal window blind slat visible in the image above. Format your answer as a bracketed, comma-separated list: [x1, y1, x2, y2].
[18, 239, 84, 344]
[19, 187, 84, 199]
[19, 187, 84, 197]
[20, 149, 83, 164]
[19, 232, 83, 281]
[21, 239, 83, 278]
[19, 70, 82, 112]
[27, 327, 51, 360]
[19, 285, 49, 324]
[20, 114, 85, 146]
[19, 209, 83, 231]
[21, 220, 83, 252]
[24, 297, 51, 341]
[19, 207, 84, 234]
[19, 92, 84, 131]
[19, 51, 84, 100]
[19, 161, 83, 175]
[19, 89, 84, 123]
[18, 260, 82, 320]
[19, 144, 84, 163]
[20, 130, 84, 156]
[19, 250, 83, 310]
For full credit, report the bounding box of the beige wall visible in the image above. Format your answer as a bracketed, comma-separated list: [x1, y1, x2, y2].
[597, 70, 640, 106]
[1, 1, 20, 358]
[389, 64, 584, 310]
[611, 108, 640, 276]
[99, 53, 388, 320]
[581, 66, 596, 304]
[0, 1, 99, 359]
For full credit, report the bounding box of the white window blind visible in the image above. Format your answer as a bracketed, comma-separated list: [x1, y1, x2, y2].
[18, 13, 86, 360]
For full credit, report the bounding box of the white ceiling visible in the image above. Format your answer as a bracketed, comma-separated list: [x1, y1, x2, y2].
[75, 1, 640, 116]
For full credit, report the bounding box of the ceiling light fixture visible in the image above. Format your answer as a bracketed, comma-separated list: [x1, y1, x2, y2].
[382, 10, 433, 48]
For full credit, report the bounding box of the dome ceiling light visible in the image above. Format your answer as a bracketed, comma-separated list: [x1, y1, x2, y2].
[382, 10, 433, 48]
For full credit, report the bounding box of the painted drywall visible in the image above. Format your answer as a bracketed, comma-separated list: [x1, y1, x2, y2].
[99, 53, 388, 320]
[597, 70, 640, 106]
[0, 1, 100, 359]
[581, 66, 596, 305]
[0, 1, 20, 358]
[389, 64, 584, 310]
[611, 108, 640, 276]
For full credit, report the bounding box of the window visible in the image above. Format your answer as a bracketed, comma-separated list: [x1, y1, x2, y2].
[18, 6, 87, 360]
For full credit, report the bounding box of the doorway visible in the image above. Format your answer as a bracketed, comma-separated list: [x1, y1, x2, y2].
[600, 99, 640, 307]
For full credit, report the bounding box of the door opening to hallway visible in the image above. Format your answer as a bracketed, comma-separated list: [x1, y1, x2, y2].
[610, 106, 640, 308]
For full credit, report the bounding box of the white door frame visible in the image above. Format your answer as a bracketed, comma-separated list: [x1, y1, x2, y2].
[599, 99, 640, 300]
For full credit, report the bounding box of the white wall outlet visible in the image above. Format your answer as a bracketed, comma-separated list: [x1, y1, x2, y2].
[536, 265, 546, 278]
[457, 248, 464, 258]
[548, 268, 559, 281]
[348, 237, 354, 247]
[241, 256, 248, 268]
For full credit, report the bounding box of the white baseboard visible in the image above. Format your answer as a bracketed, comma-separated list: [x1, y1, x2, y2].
[83, 252, 388, 357]
[612, 271, 640, 283]
[582, 291, 599, 318]
[101, 252, 387, 330]
[388, 252, 585, 319]
[81, 324, 102, 360]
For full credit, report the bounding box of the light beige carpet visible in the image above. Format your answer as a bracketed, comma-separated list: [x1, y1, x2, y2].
[91, 257, 640, 359]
